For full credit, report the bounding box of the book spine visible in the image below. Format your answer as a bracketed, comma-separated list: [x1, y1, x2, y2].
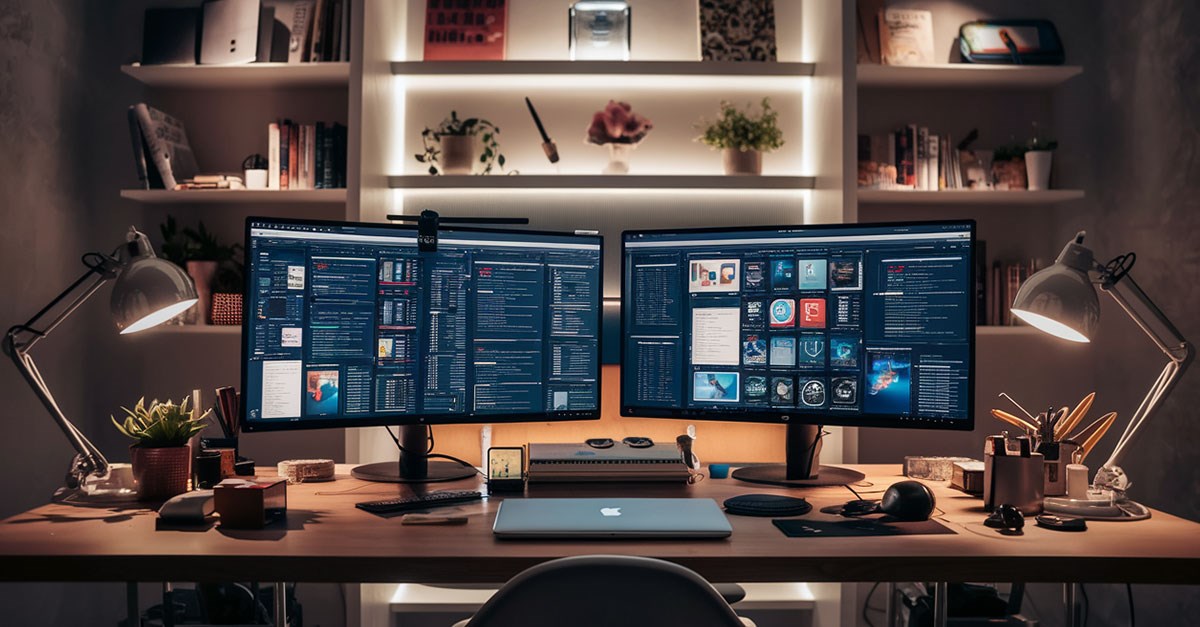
[134, 103, 179, 190]
[306, 124, 317, 189]
[289, 122, 299, 189]
[309, 0, 327, 63]
[289, 2, 314, 63]
[894, 129, 906, 186]
[127, 106, 151, 189]
[315, 122, 325, 189]
[340, 0, 351, 61]
[268, 123, 280, 190]
[916, 126, 929, 190]
[322, 124, 335, 188]
[906, 124, 918, 186]
[928, 133, 940, 190]
[337, 123, 346, 188]
[989, 261, 1002, 326]
[279, 119, 290, 190]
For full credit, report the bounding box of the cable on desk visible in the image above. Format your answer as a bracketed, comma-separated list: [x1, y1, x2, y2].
[862, 581, 885, 627]
[382, 425, 484, 477]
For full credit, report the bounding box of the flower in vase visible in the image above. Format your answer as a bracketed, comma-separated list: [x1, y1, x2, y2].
[586, 100, 653, 145]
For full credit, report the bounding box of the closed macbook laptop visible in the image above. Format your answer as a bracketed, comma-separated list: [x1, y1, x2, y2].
[492, 498, 732, 539]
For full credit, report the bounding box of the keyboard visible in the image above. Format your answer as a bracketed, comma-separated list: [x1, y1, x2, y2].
[356, 490, 483, 515]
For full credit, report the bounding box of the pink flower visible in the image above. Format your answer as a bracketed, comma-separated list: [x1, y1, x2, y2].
[587, 100, 652, 144]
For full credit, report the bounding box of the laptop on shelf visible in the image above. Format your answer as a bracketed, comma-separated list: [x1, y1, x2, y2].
[492, 498, 733, 539]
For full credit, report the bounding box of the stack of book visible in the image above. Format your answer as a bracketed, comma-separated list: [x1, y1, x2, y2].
[858, 128, 966, 191]
[267, 120, 347, 190]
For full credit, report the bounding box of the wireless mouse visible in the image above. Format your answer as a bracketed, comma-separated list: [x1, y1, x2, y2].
[879, 480, 936, 521]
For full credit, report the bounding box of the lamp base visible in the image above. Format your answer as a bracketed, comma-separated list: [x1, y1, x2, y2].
[53, 463, 142, 507]
[1043, 491, 1151, 521]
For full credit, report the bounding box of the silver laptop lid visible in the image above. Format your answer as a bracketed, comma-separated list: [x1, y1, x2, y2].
[492, 498, 732, 539]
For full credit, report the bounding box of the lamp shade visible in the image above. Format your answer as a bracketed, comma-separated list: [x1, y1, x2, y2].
[110, 229, 198, 334]
[1010, 232, 1100, 343]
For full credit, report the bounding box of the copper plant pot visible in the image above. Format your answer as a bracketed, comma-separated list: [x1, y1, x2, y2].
[131, 445, 192, 501]
[723, 148, 762, 175]
[439, 134, 475, 174]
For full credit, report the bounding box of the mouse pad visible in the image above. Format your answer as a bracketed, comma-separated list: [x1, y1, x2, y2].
[773, 517, 955, 537]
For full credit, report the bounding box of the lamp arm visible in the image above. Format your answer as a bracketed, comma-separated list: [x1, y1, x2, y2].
[3, 254, 120, 487]
[1098, 271, 1194, 469]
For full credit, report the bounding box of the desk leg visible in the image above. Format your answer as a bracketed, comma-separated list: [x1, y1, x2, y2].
[885, 583, 896, 627]
[933, 582, 948, 627]
[1064, 582, 1078, 627]
[274, 582, 288, 627]
[162, 583, 174, 627]
[126, 582, 138, 627]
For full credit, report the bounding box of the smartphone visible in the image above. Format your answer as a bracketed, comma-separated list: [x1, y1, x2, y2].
[487, 446, 525, 493]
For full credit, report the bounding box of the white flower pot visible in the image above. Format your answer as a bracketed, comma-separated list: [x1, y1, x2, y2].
[1025, 150, 1053, 190]
[723, 148, 762, 175]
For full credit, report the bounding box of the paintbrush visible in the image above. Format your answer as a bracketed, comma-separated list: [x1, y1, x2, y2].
[1056, 392, 1095, 440]
[1079, 412, 1117, 462]
[525, 97, 559, 164]
[991, 409, 1037, 435]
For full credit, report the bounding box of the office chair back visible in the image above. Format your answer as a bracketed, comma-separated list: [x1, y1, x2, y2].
[464, 555, 747, 627]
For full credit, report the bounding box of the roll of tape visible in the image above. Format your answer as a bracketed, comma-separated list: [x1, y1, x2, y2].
[278, 459, 336, 484]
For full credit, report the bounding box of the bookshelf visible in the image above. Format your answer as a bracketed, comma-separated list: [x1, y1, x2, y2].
[139, 325, 242, 336]
[857, 64, 1082, 89]
[120, 62, 351, 89]
[857, 189, 1085, 205]
[120, 189, 348, 204]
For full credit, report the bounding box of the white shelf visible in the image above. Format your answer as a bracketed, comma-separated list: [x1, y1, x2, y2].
[391, 60, 812, 89]
[120, 62, 350, 89]
[857, 64, 1082, 89]
[857, 189, 1084, 205]
[388, 175, 815, 190]
[120, 189, 347, 204]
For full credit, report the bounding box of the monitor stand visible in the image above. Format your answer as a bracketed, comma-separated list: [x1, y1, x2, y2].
[731, 423, 866, 487]
[351, 425, 477, 483]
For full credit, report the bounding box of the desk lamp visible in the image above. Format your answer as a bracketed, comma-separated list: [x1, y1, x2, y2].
[1010, 231, 1193, 520]
[3, 227, 197, 501]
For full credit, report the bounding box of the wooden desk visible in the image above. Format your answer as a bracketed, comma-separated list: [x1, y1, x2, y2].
[0, 465, 1197, 585]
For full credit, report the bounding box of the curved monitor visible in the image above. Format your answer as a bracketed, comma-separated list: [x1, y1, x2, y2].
[620, 220, 975, 432]
[241, 217, 603, 432]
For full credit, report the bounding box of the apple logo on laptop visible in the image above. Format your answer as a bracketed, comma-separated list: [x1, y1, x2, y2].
[600, 507, 622, 517]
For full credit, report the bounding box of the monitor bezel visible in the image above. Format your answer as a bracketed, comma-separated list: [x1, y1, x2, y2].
[618, 219, 976, 432]
[240, 216, 604, 433]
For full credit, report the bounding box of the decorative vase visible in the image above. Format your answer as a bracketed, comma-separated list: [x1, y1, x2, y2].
[723, 148, 762, 175]
[991, 158, 1028, 190]
[1025, 150, 1053, 190]
[211, 292, 243, 326]
[439, 134, 474, 174]
[185, 260, 219, 325]
[603, 142, 635, 174]
[131, 445, 192, 501]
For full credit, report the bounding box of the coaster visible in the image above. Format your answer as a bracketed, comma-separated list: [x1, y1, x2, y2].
[724, 494, 812, 517]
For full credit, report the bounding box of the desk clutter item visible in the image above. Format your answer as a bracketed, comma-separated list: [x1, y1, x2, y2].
[984, 504, 1025, 532]
[1035, 514, 1087, 532]
[355, 490, 482, 516]
[959, 20, 1065, 65]
[158, 490, 215, 524]
[723, 494, 811, 517]
[278, 459, 336, 484]
[822, 481, 936, 522]
[527, 442, 690, 483]
[951, 460, 985, 495]
[983, 434, 1043, 515]
[214, 478, 287, 529]
[904, 456, 975, 481]
[773, 518, 954, 538]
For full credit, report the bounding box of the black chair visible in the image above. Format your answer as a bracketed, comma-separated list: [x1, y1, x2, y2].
[452, 555, 755, 627]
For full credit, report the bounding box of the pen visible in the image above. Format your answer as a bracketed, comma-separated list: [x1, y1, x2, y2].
[525, 96, 560, 164]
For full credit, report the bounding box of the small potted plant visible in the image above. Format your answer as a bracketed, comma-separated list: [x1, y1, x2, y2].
[415, 111, 505, 175]
[210, 254, 244, 326]
[1025, 123, 1057, 191]
[159, 218, 241, 325]
[112, 397, 209, 501]
[586, 100, 652, 174]
[696, 98, 784, 175]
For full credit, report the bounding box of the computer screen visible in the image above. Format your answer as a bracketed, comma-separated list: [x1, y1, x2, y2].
[621, 220, 975, 431]
[241, 218, 603, 431]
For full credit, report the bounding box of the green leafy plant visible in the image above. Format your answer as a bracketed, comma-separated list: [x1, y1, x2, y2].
[415, 110, 506, 175]
[1027, 122, 1058, 151]
[183, 221, 241, 263]
[993, 143, 1029, 162]
[112, 397, 209, 448]
[695, 98, 785, 152]
[159, 216, 191, 267]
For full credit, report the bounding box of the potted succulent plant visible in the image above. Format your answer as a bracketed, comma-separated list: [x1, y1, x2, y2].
[112, 397, 209, 501]
[696, 98, 784, 175]
[586, 100, 652, 174]
[415, 111, 505, 175]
